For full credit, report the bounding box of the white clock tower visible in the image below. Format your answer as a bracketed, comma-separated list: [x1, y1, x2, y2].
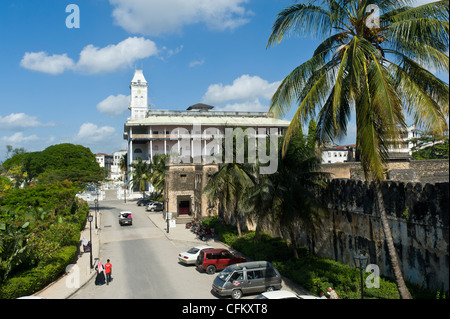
[129, 69, 148, 120]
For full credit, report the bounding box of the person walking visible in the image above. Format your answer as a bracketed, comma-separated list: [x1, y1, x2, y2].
[95, 260, 106, 286]
[327, 287, 339, 299]
[104, 259, 112, 285]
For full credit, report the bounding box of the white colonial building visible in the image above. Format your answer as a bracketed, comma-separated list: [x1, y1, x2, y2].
[123, 70, 290, 167]
[122, 70, 291, 211]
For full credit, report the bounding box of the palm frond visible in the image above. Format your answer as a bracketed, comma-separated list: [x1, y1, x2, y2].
[389, 56, 448, 132]
[267, 3, 333, 48]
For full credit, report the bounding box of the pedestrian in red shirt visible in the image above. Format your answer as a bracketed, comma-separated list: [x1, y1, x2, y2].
[104, 259, 112, 285]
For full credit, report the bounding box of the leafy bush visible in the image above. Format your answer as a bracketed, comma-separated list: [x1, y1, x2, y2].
[0, 245, 76, 299]
[0, 180, 89, 297]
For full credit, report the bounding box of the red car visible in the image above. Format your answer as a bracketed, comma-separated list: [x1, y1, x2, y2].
[195, 248, 246, 274]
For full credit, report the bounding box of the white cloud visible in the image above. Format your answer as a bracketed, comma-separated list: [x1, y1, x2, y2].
[202, 75, 281, 112]
[110, 0, 251, 36]
[189, 58, 205, 68]
[1, 132, 39, 144]
[215, 99, 268, 112]
[20, 37, 158, 75]
[0, 113, 54, 130]
[202, 74, 281, 108]
[96, 94, 130, 117]
[75, 123, 116, 143]
[19, 52, 75, 75]
[77, 37, 158, 74]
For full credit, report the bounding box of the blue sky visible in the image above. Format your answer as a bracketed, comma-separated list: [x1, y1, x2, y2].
[0, 0, 443, 161]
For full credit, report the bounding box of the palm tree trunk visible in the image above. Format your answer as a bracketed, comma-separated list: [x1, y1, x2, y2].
[234, 201, 242, 237]
[374, 180, 412, 299]
[287, 224, 299, 259]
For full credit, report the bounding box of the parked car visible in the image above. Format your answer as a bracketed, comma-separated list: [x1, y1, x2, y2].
[178, 245, 213, 265]
[255, 290, 324, 299]
[195, 248, 246, 275]
[137, 198, 152, 206]
[146, 202, 164, 212]
[118, 211, 133, 226]
[212, 261, 282, 299]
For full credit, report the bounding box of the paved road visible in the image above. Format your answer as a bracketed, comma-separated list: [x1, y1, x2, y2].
[71, 199, 225, 299]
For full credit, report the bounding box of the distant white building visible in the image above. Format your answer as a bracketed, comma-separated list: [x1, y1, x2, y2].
[96, 153, 113, 169]
[110, 150, 127, 180]
[321, 144, 356, 164]
[388, 124, 420, 156]
[321, 125, 420, 164]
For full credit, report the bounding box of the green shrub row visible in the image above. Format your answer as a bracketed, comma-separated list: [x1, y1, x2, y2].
[0, 245, 77, 299]
[0, 181, 89, 298]
[204, 216, 446, 299]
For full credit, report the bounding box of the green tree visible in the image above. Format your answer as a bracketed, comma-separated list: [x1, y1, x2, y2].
[129, 157, 151, 198]
[243, 126, 329, 258]
[119, 154, 128, 181]
[267, 0, 448, 299]
[203, 132, 256, 237]
[149, 153, 168, 196]
[2, 144, 105, 185]
[411, 132, 449, 159]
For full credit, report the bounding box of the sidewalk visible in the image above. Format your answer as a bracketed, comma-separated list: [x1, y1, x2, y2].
[32, 210, 101, 299]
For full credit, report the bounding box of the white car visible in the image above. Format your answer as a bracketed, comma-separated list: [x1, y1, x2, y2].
[255, 290, 325, 299]
[119, 211, 133, 226]
[178, 245, 213, 265]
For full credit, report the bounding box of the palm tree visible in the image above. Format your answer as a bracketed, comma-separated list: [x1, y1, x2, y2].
[241, 169, 277, 242]
[149, 153, 168, 197]
[242, 121, 329, 255]
[267, 0, 448, 299]
[203, 163, 255, 237]
[275, 129, 330, 258]
[129, 157, 151, 198]
[203, 132, 256, 237]
[119, 154, 128, 182]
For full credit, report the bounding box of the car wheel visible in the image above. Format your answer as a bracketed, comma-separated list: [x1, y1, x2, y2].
[231, 289, 243, 299]
[266, 286, 274, 292]
[206, 265, 216, 275]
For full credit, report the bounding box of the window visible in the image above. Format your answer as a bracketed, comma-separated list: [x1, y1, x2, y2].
[262, 268, 276, 278]
[229, 271, 243, 282]
[247, 270, 263, 280]
[135, 148, 142, 153]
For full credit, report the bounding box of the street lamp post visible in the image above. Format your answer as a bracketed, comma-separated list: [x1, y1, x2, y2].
[94, 198, 98, 229]
[353, 250, 369, 299]
[96, 189, 100, 229]
[87, 214, 93, 269]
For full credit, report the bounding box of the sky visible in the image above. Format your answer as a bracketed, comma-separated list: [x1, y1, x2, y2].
[0, 0, 444, 161]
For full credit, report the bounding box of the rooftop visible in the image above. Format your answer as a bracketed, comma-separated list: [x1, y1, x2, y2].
[125, 105, 291, 128]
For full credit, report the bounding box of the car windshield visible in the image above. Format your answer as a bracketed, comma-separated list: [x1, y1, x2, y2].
[216, 267, 233, 283]
[187, 248, 200, 254]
